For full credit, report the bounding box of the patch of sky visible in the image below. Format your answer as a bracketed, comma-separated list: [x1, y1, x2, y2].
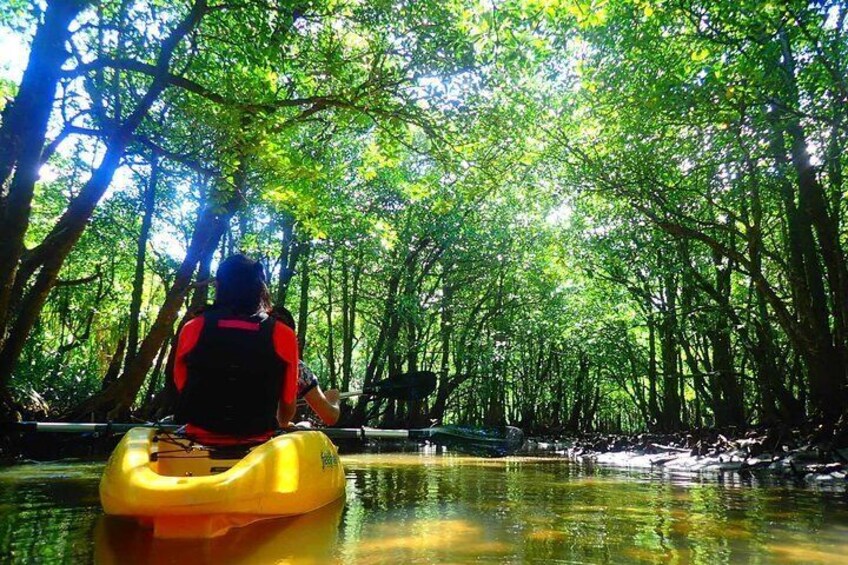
[150, 181, 197, 262]
[807, 140, 823, 167]
[545, 202, 572, 226]
[411, 71, 482, 112]
[825, 4, 843, 30]
[0, 26, 28, 83]
[38, 163, 58, 183]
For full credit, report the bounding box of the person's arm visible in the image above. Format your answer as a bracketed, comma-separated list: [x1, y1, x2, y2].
[273, 322, 299, 428]
[277, 400, 297, 428]
[304, 386, 340, 425]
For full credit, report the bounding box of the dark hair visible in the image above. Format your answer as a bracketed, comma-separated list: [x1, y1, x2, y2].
[270, 305, 296, 331]
[213, 254, 272, 316]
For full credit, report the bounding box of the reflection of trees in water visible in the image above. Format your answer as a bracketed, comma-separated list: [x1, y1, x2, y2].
[346, 458, 500, 515]
[3, 459, 848, 564]
[0, 472, 101, 563]
[340, 457, 848, 564]
[341, 458, 559, 562]
[516, 474, 846, 564]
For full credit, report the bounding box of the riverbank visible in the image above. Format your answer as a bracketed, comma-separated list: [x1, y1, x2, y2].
[6, 422, 848, 487]
[524, 427, 848, 484]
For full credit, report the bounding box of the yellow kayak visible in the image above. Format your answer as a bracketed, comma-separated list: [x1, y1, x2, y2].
[99, 427, 346, 538]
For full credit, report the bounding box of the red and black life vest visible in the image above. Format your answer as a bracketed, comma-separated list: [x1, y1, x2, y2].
[175, 310, 287, 436]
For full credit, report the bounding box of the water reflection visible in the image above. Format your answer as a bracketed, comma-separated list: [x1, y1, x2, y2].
[0, 461, 102, 562]
[339, 454, 848, 564]
[94, 496, 345, 564]
[1, 455, 848, 563]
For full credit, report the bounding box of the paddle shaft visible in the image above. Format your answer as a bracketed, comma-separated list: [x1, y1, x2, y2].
[338, 390, 366, 401]
[7, 422, 522, 457]
[296, 389, 364, 407]
[6, 421, 426, 441]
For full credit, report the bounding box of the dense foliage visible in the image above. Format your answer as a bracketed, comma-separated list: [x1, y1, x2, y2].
[0, 0, 845, 434]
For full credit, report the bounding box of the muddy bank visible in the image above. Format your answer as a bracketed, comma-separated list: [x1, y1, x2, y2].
[524, 428, 848, 485]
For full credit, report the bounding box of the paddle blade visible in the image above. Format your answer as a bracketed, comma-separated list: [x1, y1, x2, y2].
[421, 425, 525, 457]
[369, 371, 437, 401]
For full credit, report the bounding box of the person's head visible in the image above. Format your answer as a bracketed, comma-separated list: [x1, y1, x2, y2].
[214, 254, 271, 316]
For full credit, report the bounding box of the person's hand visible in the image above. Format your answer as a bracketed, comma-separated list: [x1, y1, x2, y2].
[324, 389, 340, 407]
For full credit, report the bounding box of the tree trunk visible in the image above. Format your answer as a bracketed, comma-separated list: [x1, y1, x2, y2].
[296, 243, 311, 356]
[126, 153, 160, 365]
[66, 200, 231, 419]
[660, 270, 681, 431]
[432, 274, 453, 423]
[340, 251, 353, 392]
[352, 269, 401, 424]
[647, 314, 660, 428]
[101, 337, 126, 391]
[274, 212, 298, 306]
[352, 239, 430, 423]
[566, 353, 589, 432]
[143, 332, 171, 409]
[710, 248, 745, 428]
[325, 253, 336, 389]
[769, 114, 840, 420]
[0, 0, 87, 340]
[188, 175, 213, 312]
[774, 32, 847, 419]
[189, 240, 216, 312]
[0, 0, 208, 401]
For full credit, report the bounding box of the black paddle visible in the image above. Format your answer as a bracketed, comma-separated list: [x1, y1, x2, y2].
[5, 422, 525, 457]
[327, 425, 525, 457]
[420, 425, 525, 457]
[296, 370, 437, 406]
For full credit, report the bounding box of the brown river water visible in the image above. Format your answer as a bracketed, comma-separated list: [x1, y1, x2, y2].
[1, 452, 848, 564]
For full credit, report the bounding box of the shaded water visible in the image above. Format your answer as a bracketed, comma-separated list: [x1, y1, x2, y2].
[1, 453, 848, 563]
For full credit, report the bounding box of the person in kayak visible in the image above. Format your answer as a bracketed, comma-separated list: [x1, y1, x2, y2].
[270, 306, 341, 426]
[173, 254, 299, 445]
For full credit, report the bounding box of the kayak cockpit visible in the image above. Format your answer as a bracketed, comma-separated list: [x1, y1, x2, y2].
[148, 433, 252, 477]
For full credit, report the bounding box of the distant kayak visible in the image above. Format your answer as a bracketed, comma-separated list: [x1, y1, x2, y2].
[99, 428, 346, 538]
